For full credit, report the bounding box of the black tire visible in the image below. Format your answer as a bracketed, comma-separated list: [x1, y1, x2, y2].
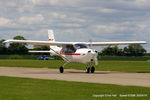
[86, 67, 90, 73]
[91, 66, 95, 73]
[59, 66, 64, 73]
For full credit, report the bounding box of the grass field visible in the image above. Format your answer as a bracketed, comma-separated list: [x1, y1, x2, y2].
[1, 55, 150, 61]
[100, 56, 150, 61]
[0, 60, 150, 73]
[0, 76, 149, 100]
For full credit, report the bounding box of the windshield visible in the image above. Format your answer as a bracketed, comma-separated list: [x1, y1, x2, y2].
[74, 44, 88, 49]
[61, 45, 76, 53]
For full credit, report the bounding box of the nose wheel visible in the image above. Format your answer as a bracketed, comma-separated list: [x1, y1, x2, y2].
[86, 67, 90, 73]
[86, 66, 95, 73]
[91, 66, 95, 73]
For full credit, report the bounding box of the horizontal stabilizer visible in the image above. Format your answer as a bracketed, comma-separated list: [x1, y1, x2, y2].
[29, 51, 51, 53]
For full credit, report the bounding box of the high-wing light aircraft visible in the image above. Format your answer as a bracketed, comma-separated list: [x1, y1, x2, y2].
[4, 30, 147, 73]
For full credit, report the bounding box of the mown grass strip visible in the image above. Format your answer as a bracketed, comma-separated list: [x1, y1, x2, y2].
[0, 76, 149, 100]
[0, 60, 150, 73]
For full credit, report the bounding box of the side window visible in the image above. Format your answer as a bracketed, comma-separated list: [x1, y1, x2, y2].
[61, 47, 67, 53]
[74, 44, 88, 49]
[61, 45, 76, 53]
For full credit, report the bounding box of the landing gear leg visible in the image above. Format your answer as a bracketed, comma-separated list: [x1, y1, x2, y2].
[59, 62, 70, 73]
[86, 63, 91, 73]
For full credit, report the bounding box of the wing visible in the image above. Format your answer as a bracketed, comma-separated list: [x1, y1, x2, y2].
[4, 39, 73, 46]
[87, 41, 147, 46]
[4, 39, 147, 46]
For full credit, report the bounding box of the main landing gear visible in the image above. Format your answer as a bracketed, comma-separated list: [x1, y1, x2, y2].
[59, 62, 69, 73]
[59, 66, 64, 73]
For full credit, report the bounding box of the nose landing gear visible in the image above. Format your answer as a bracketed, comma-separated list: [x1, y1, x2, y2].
[86, 67, 90, 73]
[86, 62, 95, 73]
[86, 66, 95, 73]
[91, 66, 95, 73]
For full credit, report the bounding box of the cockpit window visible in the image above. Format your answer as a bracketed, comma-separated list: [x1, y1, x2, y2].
[61, 45, 76, 53]
[74, 44, 88, 49]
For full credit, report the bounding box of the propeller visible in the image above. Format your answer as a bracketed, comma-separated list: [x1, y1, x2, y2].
[89, 39, 99, 67]
[94, 51, 98, 67]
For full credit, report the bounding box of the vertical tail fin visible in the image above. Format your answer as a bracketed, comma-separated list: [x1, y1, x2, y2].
[48, 30, 55, 41]
[48, 30, 59, 56]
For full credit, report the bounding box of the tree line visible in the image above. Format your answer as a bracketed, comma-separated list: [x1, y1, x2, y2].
[0, 35, 49, 55]
[100, 45, 146, 56]
[0, 35, 147, 56]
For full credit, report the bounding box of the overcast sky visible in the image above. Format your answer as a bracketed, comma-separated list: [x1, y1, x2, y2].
[0, 0, 150, 52]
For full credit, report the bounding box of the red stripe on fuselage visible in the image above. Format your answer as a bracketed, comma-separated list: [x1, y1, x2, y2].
[60, 51, 81, 55]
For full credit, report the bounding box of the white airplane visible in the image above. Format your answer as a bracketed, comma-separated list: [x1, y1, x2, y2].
[4, 30, 147, 73]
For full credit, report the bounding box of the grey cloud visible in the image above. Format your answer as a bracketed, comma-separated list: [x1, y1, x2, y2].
[0, 0, 149, 52]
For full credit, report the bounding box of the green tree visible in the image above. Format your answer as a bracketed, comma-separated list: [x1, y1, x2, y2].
[0, 39, 7, 54]
[13, 36, 26, 40]
[101, 46, 124, 56]
[124, 44, 146, 56]
[8, 36, 28, 54]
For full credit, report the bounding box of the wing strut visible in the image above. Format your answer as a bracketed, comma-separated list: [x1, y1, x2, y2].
[49, 47, 70, 63]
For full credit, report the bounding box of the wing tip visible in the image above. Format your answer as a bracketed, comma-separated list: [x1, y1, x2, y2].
[3, 39, 12, 43]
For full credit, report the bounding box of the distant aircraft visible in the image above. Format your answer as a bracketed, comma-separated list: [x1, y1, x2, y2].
[4, 30, 147, 73]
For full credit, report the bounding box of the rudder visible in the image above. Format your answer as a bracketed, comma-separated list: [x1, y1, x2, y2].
[48, 30, 55, 41]
[48, 30, 60, 56]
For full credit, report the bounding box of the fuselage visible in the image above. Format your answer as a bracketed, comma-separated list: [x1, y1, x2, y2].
[50, 43, 98, 64]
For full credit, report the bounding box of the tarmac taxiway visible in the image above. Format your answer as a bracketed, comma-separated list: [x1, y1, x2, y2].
[0, 67, 150, 87]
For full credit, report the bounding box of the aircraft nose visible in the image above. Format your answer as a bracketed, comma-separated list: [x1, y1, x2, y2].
[88, 50, 97, 53]
[92, 51, 97, 56]
[88, 50, 97, 56]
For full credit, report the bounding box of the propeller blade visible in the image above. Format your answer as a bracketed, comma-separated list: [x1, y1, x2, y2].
[94, 55, 98, 67]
